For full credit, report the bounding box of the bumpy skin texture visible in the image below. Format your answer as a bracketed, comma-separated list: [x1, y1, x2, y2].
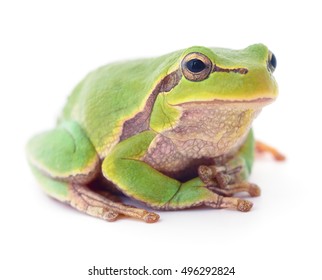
[27, 44, 278, 222]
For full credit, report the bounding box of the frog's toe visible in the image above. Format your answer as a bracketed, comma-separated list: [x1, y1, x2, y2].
[204, 181, 261, 199]
[198, 165, 214, 185]
[198, 165, 231, 188]
[255, 140, 286, 161]
[103, 210, 119, 222]
[143, 212, 160, 223]
[237, 199, 253, 212]
[248, 184, 261, 197]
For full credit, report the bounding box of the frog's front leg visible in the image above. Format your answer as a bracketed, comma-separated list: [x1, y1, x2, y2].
[102, 131, 253, 212]
[198, 164, 261, 197]
[27, 121, 159, 223]
[198, 129, 260, 198]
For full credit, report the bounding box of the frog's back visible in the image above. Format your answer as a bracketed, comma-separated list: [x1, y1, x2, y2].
[60, 51, 181, 158]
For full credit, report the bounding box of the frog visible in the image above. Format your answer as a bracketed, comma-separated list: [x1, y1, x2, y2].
[27, 44, 284, 223]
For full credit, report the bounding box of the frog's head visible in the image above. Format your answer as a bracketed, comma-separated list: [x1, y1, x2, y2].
[151, 44, 278, 155]
[165, 44, 278, 105]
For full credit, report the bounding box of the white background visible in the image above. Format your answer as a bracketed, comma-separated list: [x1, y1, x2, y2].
[1, 0, 321, 279]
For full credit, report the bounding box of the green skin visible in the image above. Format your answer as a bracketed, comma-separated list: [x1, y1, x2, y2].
[27, 44, 278, 223]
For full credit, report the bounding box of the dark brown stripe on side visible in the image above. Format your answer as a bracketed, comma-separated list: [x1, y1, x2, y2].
[120, 70, 182, 141]
[213, 65, 248, 74]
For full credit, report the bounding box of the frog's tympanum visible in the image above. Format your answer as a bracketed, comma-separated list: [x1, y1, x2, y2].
[27, 44, 284, 223]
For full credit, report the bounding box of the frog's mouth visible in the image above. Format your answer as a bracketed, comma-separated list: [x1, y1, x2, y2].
[178, 97, 275, 108]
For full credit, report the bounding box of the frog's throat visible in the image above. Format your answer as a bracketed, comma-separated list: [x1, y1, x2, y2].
[142, 101, 265, 177]
[166, 101, 263, 158]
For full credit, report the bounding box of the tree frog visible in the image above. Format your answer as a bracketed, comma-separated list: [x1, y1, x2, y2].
[27, 44, 284, 223]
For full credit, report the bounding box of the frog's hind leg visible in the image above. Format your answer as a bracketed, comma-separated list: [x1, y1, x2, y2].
[102, 131, 254, 213]
[27, 121, 159, 223]
[68, 184, 159, 223]
[255, 140, 286, 161]
[31, 167, 159, 223]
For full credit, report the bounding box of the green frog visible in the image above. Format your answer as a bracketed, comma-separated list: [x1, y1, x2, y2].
[27, 44, 283, 223]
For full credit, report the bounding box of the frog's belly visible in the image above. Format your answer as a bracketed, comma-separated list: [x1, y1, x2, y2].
[142, 102, 260, 181]
[142, 134, 225, 180]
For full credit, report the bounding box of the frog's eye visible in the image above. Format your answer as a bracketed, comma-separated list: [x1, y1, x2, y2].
[181, 52, 212, 81]
[267, 51, 277, 73]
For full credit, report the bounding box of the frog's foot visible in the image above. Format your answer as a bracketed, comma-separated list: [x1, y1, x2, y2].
[198, 165, 260, 197]
[198, 164, 240, 188]
[69, 184, 160, 223]
[255, 140, 286, 161]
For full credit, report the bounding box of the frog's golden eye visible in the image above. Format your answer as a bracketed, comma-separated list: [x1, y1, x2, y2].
[181, 52, 212, 81]
[268, 51, 277, 73]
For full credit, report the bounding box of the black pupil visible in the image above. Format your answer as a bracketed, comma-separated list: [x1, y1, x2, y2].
[186, 59, 206, 73]
[270, 53, 277, 69]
